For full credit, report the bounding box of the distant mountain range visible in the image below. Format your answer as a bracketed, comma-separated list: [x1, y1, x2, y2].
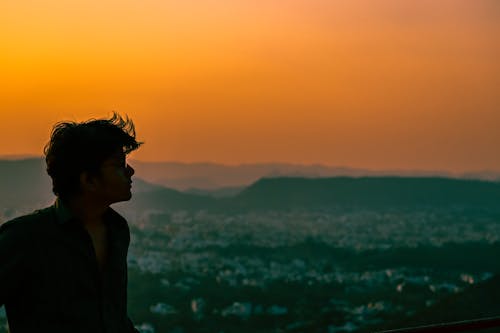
[229, 176, 500, 210]
[3, 158, 499, 192]
[129, 160, 500, 190]
[1, 158, 500, 216]
[0, 158, 53, 215]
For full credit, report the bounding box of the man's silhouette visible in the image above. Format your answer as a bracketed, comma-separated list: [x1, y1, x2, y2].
[0, 113, 142, 332]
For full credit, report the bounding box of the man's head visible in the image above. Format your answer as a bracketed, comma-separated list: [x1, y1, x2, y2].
[44, 113, 142, 204]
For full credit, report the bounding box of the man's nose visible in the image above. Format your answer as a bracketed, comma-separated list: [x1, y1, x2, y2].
[126, 164, 135, 177]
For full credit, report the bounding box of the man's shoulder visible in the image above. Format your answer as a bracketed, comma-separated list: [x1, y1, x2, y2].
[0, 206, 54, 236]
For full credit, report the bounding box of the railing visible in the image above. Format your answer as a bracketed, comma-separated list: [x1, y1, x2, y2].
[375, 316, 500, 333]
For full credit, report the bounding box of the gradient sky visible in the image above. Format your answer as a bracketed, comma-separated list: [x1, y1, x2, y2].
[1, 0, 499, 172]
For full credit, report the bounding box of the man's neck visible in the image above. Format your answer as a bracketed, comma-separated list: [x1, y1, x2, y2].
[64, 196, 109, 229]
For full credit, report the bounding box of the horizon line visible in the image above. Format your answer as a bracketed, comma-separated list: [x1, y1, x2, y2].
[1, 154, 499, 176]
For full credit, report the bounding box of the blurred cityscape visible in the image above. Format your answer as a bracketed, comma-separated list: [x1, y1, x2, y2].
[120, 207, 499, 333]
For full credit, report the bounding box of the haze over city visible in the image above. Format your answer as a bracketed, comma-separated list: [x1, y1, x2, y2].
[1, 0, 499, 173]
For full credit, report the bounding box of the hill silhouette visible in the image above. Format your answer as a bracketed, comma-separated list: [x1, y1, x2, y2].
[119, 176, 500, 213]
[124, 186, 216, 212]
[225, 177, 500, 211]
[2, 158, 499, 214]
[0, 158, 53, 215]
[128, 160, 462, 190]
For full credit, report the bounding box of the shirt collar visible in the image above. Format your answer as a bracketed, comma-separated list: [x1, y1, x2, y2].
[53, 198, 120, 227]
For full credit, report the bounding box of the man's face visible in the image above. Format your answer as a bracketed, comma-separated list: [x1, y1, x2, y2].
[93, 150, 135, 205]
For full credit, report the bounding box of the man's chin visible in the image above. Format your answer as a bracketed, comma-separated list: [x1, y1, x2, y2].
[111, 192, 132, 204]
[123, 192, 133, 201]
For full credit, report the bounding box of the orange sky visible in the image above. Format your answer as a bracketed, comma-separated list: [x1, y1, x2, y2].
[1, 0, 499, 172]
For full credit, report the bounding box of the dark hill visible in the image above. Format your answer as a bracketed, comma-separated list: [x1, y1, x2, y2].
[227, 177, 500, 211]
[121, 177, 500, 213]
[125, 187, 217, 212]
[0, 158, 53, 215]
[2, 158, 500, 214]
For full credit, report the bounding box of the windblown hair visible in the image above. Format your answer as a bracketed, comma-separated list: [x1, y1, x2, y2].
[44, 112, 142, 199]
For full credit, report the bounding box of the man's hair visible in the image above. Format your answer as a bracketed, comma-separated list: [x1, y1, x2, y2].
[44, 112, 142, 199]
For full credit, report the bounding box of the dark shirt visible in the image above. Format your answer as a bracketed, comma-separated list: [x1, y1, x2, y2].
[0, 200, 139, 333]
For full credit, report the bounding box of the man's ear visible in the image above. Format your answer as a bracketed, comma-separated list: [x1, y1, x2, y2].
[80, 172, 98, 192]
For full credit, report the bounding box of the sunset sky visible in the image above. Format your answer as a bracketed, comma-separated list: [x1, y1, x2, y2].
[1, 0, 499, 172]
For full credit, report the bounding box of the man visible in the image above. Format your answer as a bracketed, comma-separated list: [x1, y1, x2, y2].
[0, 113, 142, 332]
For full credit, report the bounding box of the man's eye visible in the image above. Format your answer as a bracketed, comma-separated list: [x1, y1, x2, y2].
[113, 160, 126, 168]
